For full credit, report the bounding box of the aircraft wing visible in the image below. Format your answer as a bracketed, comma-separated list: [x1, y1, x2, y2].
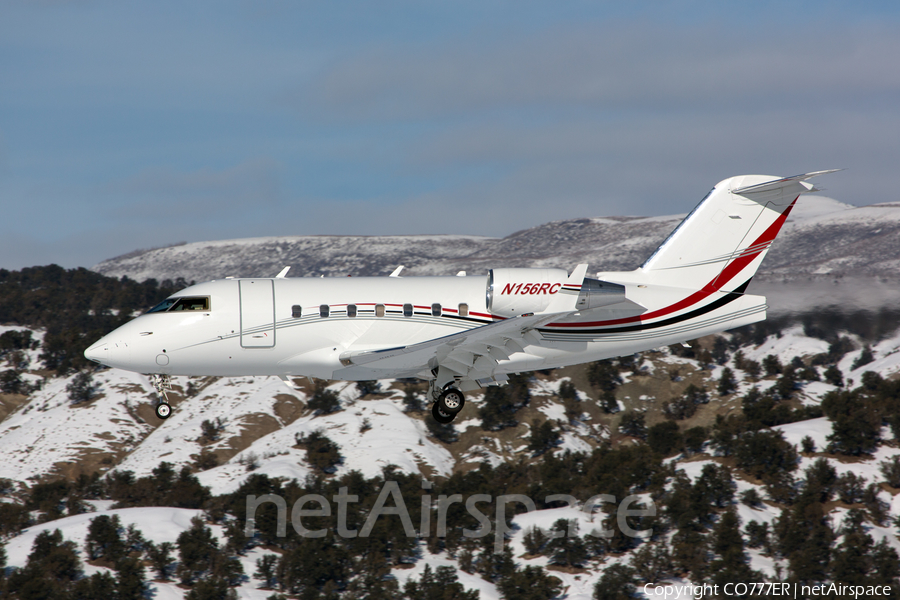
[337, 311, 573, 382]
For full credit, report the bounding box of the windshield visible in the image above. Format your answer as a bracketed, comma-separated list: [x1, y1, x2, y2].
[146, 296, 210, 313]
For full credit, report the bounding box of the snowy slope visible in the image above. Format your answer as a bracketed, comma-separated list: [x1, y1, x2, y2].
[4, 317, 900, 598]
[93, 195, 900, 285]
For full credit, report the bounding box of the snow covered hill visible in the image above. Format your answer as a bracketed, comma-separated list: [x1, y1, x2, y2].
[92, 195, 900, 284]
[3, 318, 900, 597]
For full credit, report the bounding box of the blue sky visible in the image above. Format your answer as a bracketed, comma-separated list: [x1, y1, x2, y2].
[2, 1, 899, 270]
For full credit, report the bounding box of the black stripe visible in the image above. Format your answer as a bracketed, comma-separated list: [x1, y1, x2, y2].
[539, 278, 753, 335]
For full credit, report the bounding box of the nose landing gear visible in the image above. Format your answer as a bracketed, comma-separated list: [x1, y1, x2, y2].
[150, 374, 173, 420]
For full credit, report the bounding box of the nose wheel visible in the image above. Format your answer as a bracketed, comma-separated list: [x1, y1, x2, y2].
[155, 402, 171, 419]
[150, 374, 173, 420]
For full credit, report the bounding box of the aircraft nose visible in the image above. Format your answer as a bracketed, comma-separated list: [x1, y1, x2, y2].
[84, 339, 109, 365]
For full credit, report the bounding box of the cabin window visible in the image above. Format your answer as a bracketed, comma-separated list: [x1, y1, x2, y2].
[459, 303, 469, 317]
[347, 304, 357, 318]
[403, 303, 413, 317]
[375, 304, 385, 317]
[431, 303, 441, 317]
[147, 296, 209, 313]
[320, 304, 330, 318]
[292, 305, 302, 318]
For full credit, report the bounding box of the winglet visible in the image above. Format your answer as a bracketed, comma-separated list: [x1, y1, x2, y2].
[389, 266, 404, 277]
[544, 264, 588, 313]
[275, 266, 291, 278]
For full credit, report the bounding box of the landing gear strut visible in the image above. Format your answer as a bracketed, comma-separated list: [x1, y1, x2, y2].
[150, 374, 173, 420]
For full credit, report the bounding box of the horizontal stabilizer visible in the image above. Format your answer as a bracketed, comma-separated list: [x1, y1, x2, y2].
[731, 169, 841, 196]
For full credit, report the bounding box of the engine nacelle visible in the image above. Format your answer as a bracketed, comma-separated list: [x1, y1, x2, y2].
[486, 268, 569, 315]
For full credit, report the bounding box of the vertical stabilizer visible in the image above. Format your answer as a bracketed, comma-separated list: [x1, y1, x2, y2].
[639, 171, 837, 293]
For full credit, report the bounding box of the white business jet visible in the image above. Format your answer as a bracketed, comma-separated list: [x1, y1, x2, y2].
[85, 171, 836, 423]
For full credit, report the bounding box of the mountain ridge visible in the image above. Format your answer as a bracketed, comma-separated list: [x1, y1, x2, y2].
[92, 196, 899, 285]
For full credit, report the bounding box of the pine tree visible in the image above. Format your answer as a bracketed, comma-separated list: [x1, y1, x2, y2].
[254, 553, 279, 589]
[115, 556, 147, 600]
[835, 472, 867, 504]
[496, 565, 563, 600]
[85, 514, 124, 561]
[307, 383, 342, 414]
[762, 354, 782, 376]
[298, 430, 343, 473]
[528, 419, 561, 456]
[647, 421, 681, 456]
[630, 541, 674, 583]
[618, 411, 647, 440]
[176, 517, 219, 585]
[402, 384, 424, 412]
[593, 564, 638, 600]
[717, 367, 737, 396]
[403, 564, 478, 600]
[709, 509, 758, 587]
[559, 380, 582, 422]
[67, 370, 99, 403]
[522, 526, 549, 556]
[546, 519, 588, 568]
[145, 541, 175, 580]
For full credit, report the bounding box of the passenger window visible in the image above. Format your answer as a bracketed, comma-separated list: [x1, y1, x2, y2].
[347, 304, 357, 318]
[459, 303, 469, 317]
[403, 303, 413, 317]
[375, 304, 385, 317]
[432, 303, 441, 317]
[320, 305, 330, 318]
[292, 305, 302, 318]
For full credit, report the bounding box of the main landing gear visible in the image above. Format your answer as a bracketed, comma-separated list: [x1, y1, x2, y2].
[430, 385, 465, 424]
[150, 374, 173, 420]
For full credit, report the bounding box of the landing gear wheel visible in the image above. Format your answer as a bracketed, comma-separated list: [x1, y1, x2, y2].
[438, 388, 465, 414]
[155, 403, 171, 420]
[432, 402, 455, 424]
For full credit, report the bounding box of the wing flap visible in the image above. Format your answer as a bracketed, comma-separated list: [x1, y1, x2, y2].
[337, 311, 572, 378]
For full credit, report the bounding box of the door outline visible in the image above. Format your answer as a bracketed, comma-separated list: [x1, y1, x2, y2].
[240, 279, 276, 348]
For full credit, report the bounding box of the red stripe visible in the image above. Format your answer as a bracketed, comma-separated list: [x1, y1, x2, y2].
[548, 199, 797, 329]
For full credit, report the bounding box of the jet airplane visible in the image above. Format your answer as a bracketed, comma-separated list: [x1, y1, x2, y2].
[85, 171, 837, 423]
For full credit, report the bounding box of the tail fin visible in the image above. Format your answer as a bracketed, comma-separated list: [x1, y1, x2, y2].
[639, 170, 838, 292]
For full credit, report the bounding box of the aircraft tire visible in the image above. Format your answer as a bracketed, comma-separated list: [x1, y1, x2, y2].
[432, 402, 455, 424]
[156, 403, 172, 420]
[438, 388, 465, 414]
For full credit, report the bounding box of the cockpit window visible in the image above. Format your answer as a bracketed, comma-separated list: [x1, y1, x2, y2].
[146, 296, 210, 313]
[147, 298, 178, 313]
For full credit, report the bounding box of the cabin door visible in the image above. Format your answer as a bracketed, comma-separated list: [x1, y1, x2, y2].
[240, 279, 275, 348]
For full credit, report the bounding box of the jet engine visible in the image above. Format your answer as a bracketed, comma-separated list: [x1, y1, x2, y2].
[486, 268, 569, 315]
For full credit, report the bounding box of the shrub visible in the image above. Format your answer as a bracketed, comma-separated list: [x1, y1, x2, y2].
[298, 430, 343, 473]
[307, 383, 341, 415]
[619, 411, 647, 440]
[648, 421, 682, 456]
[734, 430, 799, 481]
[67, 371, 99, 404]
[529, 419, 562, 456]
[718, 367, 737, 396]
